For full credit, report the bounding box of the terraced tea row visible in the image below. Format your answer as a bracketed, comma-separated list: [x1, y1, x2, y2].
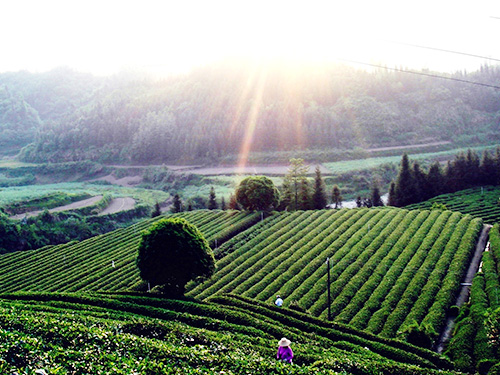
[0, 292, 463, 375]
[405, 186, 500, 224]
[445, 223, 500, 374]
[187, 208, 483, 346]
[0, 210, 257, 293]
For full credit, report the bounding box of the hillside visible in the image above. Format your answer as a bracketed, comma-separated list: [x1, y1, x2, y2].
[1, 63, 500, 164]
[0, 208, 483, 349]
[0, 292, 462, 375]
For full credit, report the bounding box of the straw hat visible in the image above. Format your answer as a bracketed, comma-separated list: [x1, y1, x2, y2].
[278, 337, 291, 347]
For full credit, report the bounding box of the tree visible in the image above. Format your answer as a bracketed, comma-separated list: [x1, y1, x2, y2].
[480, 150, 497, 186]
[394, 153, 417, 206]
[370, 182, 384, 207]
[235, 176, 280, 211]
[228, 193, 239, 210]
[298, 178, 313, 210]
[220, 196, 226, 210]
[312, 166, 328, 209]
[426, 162, 444, 198]
[208, 187, 218, 210]
[151, 202, 162, 218]
[331, 185, 343, 209]
[136, 218, 215, 297]
[387, 182, 397, 206]
[171, 194, 183, 213]
[283, 158, 309, 210]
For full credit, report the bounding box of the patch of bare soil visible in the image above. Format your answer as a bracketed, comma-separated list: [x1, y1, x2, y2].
[366, 141, 451, 152]
[95, 174, 143, 187]
[10, 196, 104, 220]
[181, 164, 331, 176]
[98, 197, 136, 216]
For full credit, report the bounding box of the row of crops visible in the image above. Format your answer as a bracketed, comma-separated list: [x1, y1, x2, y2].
[187, 208, 483, 348]
[0, 210, 259, 293]
[445, 223, 500, 375]
[405, 186, 500, 225]
[0, 292, 463, 375]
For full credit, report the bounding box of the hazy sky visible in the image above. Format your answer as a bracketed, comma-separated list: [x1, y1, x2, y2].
[2, 0, 500, 76]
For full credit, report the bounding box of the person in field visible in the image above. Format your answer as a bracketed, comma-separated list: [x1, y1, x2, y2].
[275, 295, 283, 307]
[277, 337, 294, 364]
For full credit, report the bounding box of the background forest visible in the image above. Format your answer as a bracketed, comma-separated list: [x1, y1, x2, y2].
[1, 61, 500, 164]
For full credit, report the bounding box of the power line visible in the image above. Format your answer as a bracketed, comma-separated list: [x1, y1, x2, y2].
[337, 58, 500, 90]
[386, 40, 500, 64]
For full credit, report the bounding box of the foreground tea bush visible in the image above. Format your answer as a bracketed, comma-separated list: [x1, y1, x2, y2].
[0, 292, 465, 375]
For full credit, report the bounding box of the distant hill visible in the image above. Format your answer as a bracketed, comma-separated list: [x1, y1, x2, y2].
[1, 61, 500, 164]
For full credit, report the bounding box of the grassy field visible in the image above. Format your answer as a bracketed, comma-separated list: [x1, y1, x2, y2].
[323, 144, 500, 174]
[0, 182, 169, 209]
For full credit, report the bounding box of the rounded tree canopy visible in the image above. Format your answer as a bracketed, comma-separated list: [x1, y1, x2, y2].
[235, 175, 280, 211]
[136, 217, 215, 295]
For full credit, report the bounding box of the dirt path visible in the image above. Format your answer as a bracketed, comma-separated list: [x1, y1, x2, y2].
[10, 196, 104, 220]
[366, 141, 451, 152]
[98, 197, 136, 216]
[435, 224, 492, 353]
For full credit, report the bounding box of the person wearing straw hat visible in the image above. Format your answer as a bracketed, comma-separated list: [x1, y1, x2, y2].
[277, 337, 294, 364]
[275, 295, 283, 307]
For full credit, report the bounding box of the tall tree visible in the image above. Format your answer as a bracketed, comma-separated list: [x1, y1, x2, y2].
[151, 202, 162, 218]
[283, 158, 309, 210]
[480, 150, 497, 186]
[220, 196, 226, 210]
[331, 185, 343, 209]
[298, 178, 313, 210]
[394, 153, 417, 206]
[171, 193, 183, 213]
[208, 186, 218, 210]
[387, 182, 397, 206]
[371, 182, 384, 207]
[426, 161, 444, 198]
[312, 166, 328, 209]
[412, 162, 426, 202]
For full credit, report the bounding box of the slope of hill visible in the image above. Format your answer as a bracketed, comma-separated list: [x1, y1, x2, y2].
[0, 292, 462, 375]
[187, 208, 483, 347]
[405, 186, 500, 225]
[2, 63, 499, 164]
[0, 208, 483, 351]
[0, 210, 259, 293]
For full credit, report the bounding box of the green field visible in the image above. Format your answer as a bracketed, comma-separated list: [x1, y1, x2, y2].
[0, 182, 169, 209]
[323, 145, 500, 174]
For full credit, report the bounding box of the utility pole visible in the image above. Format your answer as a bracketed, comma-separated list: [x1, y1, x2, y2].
[326, 257, 331, 321]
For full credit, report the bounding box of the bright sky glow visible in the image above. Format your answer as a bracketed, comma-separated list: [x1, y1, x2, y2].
[2, 0, 500, 76]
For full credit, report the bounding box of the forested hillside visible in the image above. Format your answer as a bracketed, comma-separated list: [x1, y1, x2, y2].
[1, 61, 500, 164]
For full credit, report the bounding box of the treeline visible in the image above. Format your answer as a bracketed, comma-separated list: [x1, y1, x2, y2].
[0, 208, 147, 255]
[1, 61, 500, 163]
[389, 148, 500, 207]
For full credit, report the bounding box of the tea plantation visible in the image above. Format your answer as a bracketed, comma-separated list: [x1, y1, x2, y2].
[405, 186, 500, 225]
[0, 293, 462, 375]
[0, 207, 495, 374]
